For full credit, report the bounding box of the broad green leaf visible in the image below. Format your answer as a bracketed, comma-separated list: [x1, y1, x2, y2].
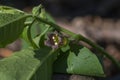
[31, 47, 56, 80]
[31, 22, 41, 38]
[21, 38, 30, 49]
[0, 6, 24, 25]
[67, 47, 105, 77]
[0, 47, 55, 80]
[54, 44, 105, 77]
[0, 6, 28, 47]
[31, 51, 53, 80]
[21, 26, 31, 49]
[34, 26, 49, 47]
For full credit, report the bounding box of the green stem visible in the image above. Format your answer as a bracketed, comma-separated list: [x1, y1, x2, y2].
[78, 35, 120, 69]
[35, 16, 120, 69]
[27, 19, 39, 49]
[34, 16, 75, 36]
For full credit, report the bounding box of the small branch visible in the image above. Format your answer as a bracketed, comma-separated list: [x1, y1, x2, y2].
[34, 16, 75, 36]
[35, 16, 120, 69]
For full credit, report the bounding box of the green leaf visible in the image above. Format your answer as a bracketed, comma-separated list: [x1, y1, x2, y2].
[67, 47, 105, 77]
[54, 44, 105, 77]
[21, 26, 31, 49]
[0, 6, 24, 25]
[34, 26, 50, 47]
[0, 47, 55, 80]
[32, 5, 42, 16]
[0, 6, 28, 47]
[31, 50, 53, 80]
[31, 47, 56, 80]
[61, 45, 70, 52]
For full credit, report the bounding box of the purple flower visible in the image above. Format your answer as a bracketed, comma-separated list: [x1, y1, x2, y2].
[45, 31, 66, 49]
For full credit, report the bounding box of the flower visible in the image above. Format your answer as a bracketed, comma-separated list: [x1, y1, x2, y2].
[45, 31, 66, 49]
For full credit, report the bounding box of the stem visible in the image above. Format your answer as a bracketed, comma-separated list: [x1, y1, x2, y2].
[78, 35, 120, 69]
[35, 16, 120, 69]
[34, 16, 75, 36]
[27, 19, 39, 49]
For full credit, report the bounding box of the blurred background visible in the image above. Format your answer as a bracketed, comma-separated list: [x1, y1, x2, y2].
[1, 0, 120, 18]
[0, 0, 120, 80]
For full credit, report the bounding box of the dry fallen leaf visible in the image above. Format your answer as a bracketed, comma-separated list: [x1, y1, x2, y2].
[0, 48, 13, 58]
